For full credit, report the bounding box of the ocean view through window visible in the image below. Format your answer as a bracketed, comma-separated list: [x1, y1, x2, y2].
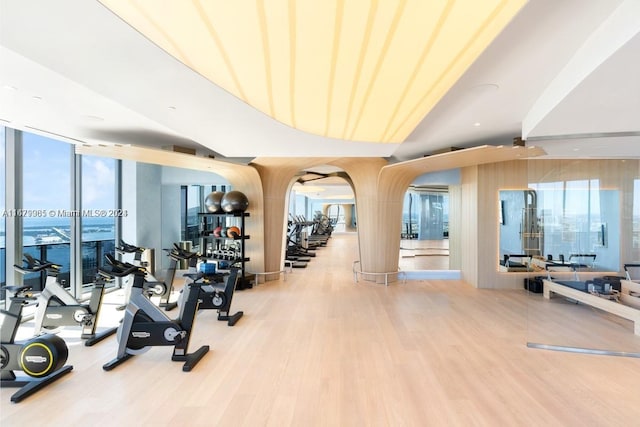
[1, 127, 118, 300]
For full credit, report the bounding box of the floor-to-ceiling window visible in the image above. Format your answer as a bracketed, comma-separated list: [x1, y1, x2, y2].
[187, 185, 203, 244]
[0, 127, 122, 306]
[81, 155, 117, 285]
[181, 184, 205, 245]
[21, 132, 72, 290]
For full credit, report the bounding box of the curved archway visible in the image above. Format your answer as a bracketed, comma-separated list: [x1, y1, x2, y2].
[286, 165, 357, 268]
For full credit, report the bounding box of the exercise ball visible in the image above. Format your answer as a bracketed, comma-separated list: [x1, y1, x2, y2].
[204, 191, 225, 213]
[221, 191, 249, 213]
[227, 226, 241, 238]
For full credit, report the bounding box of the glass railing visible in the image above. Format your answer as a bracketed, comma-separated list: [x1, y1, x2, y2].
[0, 239, 115, 302]
[0, 247, 4, 295]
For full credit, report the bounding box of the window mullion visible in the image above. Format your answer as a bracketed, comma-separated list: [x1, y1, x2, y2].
[71, 149, 82, 296]
[5, 128, 23, 289]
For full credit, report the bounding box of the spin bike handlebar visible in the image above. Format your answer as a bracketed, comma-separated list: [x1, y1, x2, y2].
[116, 240, 145, 255]
[101, 254, 144, 278]
[1, 285, 36, 300]
[14, 253, 61, 275]
[166, 243, 199, 262]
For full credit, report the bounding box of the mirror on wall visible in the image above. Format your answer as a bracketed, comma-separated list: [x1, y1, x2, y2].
[399, 169, 460, 272]
[399, 186, 450, 270]
[522, 160, 640, 356]
[499, 183, 619, 273]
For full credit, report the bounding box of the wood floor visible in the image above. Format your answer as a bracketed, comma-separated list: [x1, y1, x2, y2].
[2, 233, 640, 426]
[399, 238, 450, 270]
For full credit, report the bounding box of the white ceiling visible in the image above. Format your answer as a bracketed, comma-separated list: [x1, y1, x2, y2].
[0, 0, 639, 163]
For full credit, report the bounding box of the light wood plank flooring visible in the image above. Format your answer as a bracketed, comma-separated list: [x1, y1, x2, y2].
[399, 238, 450, 270]
[2, 233, 639, 426]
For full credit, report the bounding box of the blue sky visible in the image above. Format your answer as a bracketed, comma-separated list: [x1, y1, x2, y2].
[21, 132, 115, 211]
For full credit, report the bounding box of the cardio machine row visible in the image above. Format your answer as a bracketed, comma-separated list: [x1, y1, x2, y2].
[101, 242, 243, 373]
[1, 242, 244, 403]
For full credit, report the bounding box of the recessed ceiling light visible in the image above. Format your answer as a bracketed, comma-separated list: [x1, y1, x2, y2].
[573, 148, 580, 151]
[473, 122, 481, 127]
[168, 106, 177, 110]
[469, 83, 499, 92]
[81, 114, 105, 122]
[32, 95, 43, 101]
[3, 85, 17, 91]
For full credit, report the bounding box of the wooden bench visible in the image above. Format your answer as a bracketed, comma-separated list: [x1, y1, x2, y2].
[543, 279, 640, 335]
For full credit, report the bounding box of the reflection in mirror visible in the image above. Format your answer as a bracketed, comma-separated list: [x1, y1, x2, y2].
[400, 169, 460, 272]
[400, 186, 450, 270]
[499, 181, 619, 273]
[159, 166, 229, 269]
[524, 160, 640, 354]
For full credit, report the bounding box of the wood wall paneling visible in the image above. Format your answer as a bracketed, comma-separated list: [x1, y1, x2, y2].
[460, 166, 479, 287]
[448, 184, 462, 270]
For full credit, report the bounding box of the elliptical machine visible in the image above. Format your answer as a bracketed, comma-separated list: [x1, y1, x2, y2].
[115, 240, 176, 310]
[1, 285, 73, 403]
[19, 254, 117, 346]
[101, 256, 209, 372]
[172, 246, 244, 326]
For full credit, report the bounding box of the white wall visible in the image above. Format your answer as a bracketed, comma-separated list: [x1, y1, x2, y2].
[121, 161, 163, 270]
[122, 161, 229, 271]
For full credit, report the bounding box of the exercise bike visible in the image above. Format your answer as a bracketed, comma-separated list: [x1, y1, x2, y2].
[1, 285, 73, 403]
[115, 240, 176, 310]
[173, 247, 244, 326]
[101, 256, 209, 372]
[19, 254, 117, 346]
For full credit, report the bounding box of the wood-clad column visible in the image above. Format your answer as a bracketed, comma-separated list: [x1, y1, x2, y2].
[249, 162, 297, 274]
[374, 177, 415, 278]
[253, 156, 396, 281]
[448, 184, 462, 270]
[331, 158, 392, 280]
[250, 158, 337, 275]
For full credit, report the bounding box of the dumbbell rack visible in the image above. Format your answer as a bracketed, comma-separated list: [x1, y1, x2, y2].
[198, 212, 251, 289]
